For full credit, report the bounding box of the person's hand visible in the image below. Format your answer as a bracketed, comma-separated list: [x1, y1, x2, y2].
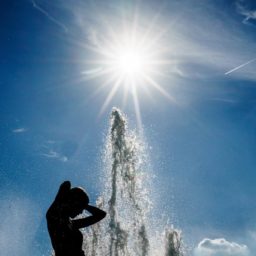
[60, 181, 71, 189]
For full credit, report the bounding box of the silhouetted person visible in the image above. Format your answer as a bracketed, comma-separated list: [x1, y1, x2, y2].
[46, 181, 106, 256]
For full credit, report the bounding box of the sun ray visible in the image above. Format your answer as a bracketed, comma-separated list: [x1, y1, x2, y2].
[142, 74, 176, 103]
[137, 77, 157, 103]
[99, 76, 123, 117]
[137, 3, 167, 47]
[81, 67, 115, 81]
[131, 4, 140, 46]
[79, 12, 175, 120]
[121, 80, 129, 110]
[88, 75, 117, 100]
[131, 81, 143, 132]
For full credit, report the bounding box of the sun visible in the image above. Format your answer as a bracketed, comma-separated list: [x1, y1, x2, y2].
[112, 45, 149, 78]
[91, 30, 158, 88]
[81, 23, 174, 128]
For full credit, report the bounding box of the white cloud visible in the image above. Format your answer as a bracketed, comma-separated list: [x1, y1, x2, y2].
[0, 196, 42, 256]
[194, 238, 250, 256]
[12, 127, 27, 133]
[41, 149, 68, 162]
[41, 140, 72, 162]
[236, 0, 256, 25]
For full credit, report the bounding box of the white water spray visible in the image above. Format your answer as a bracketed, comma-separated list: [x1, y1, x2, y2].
[82, 108, 183, 256]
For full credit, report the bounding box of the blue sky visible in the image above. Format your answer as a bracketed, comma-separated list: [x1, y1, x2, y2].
[1, 0, 256, 255]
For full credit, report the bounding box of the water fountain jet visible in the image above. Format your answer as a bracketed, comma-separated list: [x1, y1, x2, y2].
[82, 108, 184, 256]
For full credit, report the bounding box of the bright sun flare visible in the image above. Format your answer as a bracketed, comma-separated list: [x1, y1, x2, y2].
[114, 46, 148, 77]
[81, 24, 173, 127]
[98, 34, 157, 87]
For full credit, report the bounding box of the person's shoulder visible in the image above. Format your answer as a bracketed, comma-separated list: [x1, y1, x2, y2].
[46, 204, 64, 226]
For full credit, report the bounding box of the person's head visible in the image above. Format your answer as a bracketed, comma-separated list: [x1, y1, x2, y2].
[66, 187, 89, 218]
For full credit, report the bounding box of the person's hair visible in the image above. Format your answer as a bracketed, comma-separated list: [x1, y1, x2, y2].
[68, 187, 89, 205]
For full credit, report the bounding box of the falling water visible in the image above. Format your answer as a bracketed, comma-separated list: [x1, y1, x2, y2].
[82, 108, 184, 256]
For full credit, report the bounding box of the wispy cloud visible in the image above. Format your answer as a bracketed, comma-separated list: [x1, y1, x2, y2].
[62, 0, 256, 81]
[12, 127, 27, 133]
[41, 149, 68, 162]
[236, 0, 256, 25]
[31, 0, 68, 33]
[166, 1, 256, 81]
[40, 140, 78, 162]
[194, 238, 250, 256]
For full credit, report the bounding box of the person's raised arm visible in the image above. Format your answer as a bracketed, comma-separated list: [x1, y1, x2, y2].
[54, 180, 71, 202]
[72, 205, 106, 229]
[46, 180, 71, 219]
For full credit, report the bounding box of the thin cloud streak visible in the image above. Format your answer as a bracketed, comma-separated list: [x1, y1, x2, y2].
[225, 58, 256, 75]
[41, 150, 68, 162]
[12, 127, 27, 133]
[31, 0, 68, 33]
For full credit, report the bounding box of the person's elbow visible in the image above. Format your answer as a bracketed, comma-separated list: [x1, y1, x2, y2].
[99, 210, 107, 220]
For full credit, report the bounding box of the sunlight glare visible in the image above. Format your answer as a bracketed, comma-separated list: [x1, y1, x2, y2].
[81, 21, 174, 124]
[114, 46, 147, 78]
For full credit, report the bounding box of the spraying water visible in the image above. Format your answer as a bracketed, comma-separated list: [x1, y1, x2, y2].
[82, 108, 184, 256]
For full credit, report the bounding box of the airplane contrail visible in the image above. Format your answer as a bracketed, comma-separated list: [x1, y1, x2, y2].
[225, 58, 256, 75]
[31, 0, 68, 33]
